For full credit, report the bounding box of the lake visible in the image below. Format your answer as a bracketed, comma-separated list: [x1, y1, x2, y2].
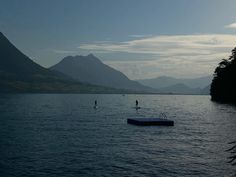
[0, 94, 236, 177]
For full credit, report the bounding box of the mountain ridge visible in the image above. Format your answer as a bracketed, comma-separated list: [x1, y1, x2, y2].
[137, 75, 212, 94]
[50, 55, 153, 91]
[137, 75, 212, 89]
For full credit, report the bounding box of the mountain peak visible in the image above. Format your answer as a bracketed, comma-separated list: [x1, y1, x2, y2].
[85, 54, 100, 61]
[87, 53, 95, 57]
[50, 54, 151, 91]
[59, 54, 102, 66]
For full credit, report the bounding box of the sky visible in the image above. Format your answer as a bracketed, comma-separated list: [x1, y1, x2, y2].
[1, 0, 236, 79]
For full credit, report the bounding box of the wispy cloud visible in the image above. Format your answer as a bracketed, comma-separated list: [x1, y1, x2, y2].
[79, 34, 236, 56]
[79, 34, 236, 79]
[225, 23, 236, 29]
[104, 54, 225, 79]
[128, 34, 153, 38]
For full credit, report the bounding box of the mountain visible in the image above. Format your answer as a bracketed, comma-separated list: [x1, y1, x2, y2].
[0, 32, 70, 81]
[50, 55, 152, 91]
[138, 76, 178, 89]
[157, 83, 202, 95]
[137, 75, 212, 94]
[137, 75, 212, 89]
[201, 85, 210, 95]
[0, 32, 123, 93]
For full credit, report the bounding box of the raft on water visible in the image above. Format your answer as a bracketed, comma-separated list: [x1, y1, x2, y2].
[127, 118, 174, 126]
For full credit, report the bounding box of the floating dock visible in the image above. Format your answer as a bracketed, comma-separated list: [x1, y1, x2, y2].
[127, 118, 174, 126]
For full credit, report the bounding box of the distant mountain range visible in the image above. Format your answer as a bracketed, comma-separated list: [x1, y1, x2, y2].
[137, 76, 212, 94]
[0, 32, 125, 93]
[50, 55, 152, 91]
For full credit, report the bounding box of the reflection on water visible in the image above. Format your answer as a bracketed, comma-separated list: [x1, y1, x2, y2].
[227, 141, 236, 166]
[0, 94, 236, 177]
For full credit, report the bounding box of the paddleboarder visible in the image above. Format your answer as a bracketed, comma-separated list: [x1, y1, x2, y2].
[95, 100, 97, 107]
[136, 100, 138, 107]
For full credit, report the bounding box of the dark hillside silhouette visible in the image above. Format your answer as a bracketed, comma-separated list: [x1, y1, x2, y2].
[0, 32, 71, 82]
[0, 32, 125, 93]
[211, 47, 236, 103]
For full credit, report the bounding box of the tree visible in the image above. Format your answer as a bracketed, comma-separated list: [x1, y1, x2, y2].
[210, 47, 236, 103]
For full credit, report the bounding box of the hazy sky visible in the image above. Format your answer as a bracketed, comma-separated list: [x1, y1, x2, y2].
[1, 0, 236, 79]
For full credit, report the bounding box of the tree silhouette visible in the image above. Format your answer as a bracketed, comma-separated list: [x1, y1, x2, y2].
[211, 47, 236, 103]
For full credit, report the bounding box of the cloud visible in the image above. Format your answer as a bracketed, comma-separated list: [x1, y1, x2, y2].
[225, 23, 236, 29]
[128, 34, 153, 38]
[78, 34, 236, 79]
[104, 54, 220, 79]
[79, 34, 236, 56]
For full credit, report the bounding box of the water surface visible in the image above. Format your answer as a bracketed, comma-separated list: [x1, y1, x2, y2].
[0, 94, 236, 176]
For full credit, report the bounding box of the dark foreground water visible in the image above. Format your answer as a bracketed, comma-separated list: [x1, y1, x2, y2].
[0, 94, 236, 177]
